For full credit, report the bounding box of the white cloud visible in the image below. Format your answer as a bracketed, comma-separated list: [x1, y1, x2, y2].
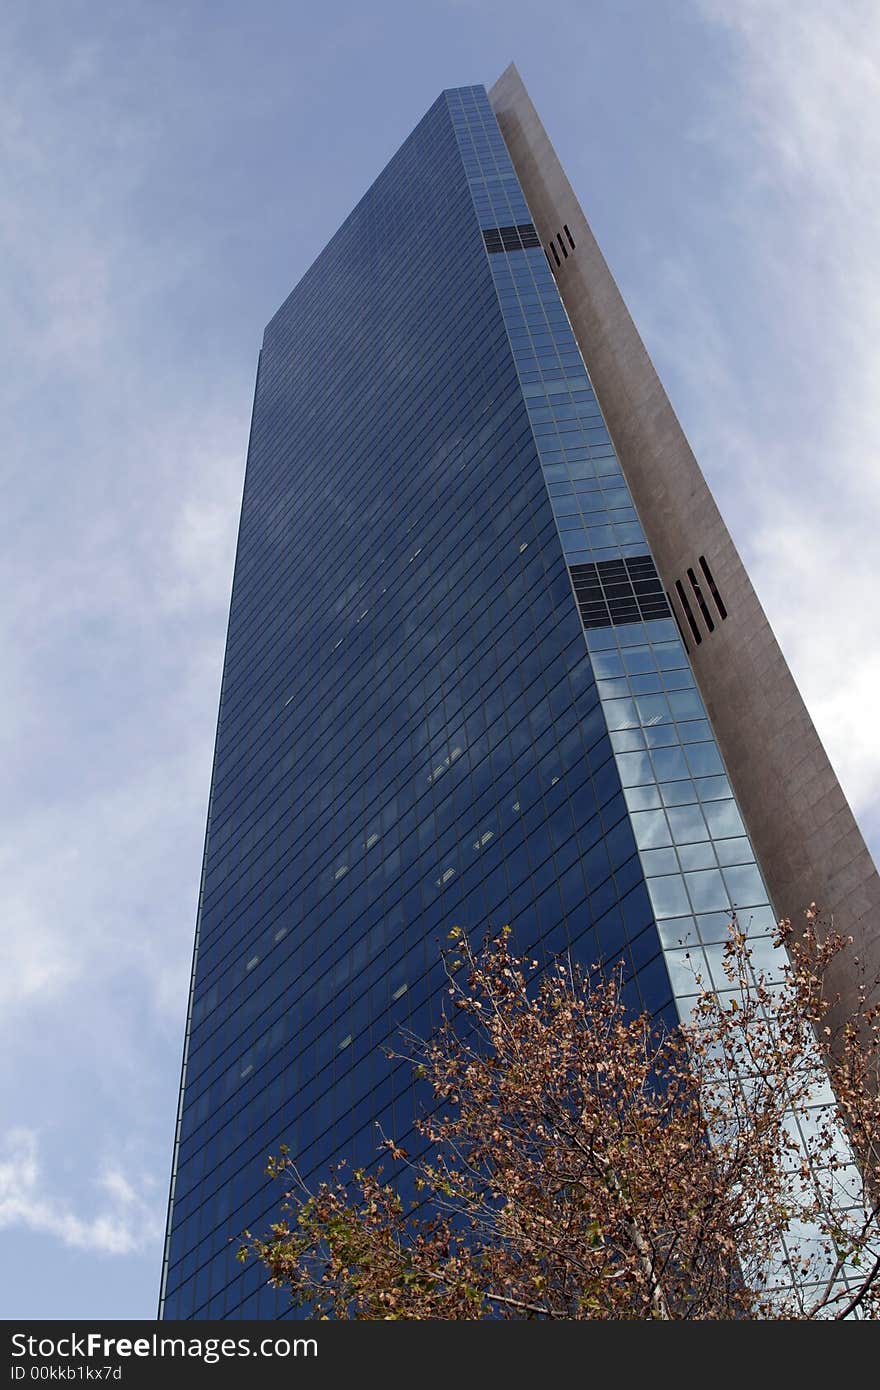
[1, 864, 83, 1011]
[0, 1128, 163, 1256]
[0, 16, 246, 1307]
[662, 2, 880, 827]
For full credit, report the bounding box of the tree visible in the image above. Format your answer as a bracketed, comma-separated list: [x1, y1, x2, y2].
[239, 910, 880, 1318]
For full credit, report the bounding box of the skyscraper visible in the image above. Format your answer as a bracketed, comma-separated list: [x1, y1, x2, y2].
[160, 69, 880, 1320]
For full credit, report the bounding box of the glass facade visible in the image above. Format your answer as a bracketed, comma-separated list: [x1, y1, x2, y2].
[160, 86, 779, 1319]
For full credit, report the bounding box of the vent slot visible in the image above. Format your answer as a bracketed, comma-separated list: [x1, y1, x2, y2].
[547, 226, 575, 268]
[699, 554, 728, 620]
[667, 590, 690, 653]
[687, 566, 715, 633]
[674, 579, 702, 645]
[483, 223, 542, 254]
[570, 555, 670, 630]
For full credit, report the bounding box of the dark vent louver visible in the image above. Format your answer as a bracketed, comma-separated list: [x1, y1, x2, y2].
[674, 578, 702, 645]
[687, 566, 715, 633]
[483, 223, 542, 254]
[547, 226, 576, 269]
[570, 556, 671, 630]
[667, 590, 690, 653]
[699, 555, 728, 620]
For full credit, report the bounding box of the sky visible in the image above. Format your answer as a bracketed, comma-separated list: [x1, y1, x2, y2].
[1, 0, 878, 1321]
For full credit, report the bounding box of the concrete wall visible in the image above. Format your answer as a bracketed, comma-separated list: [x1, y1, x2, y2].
[489, 63, 880, 1024]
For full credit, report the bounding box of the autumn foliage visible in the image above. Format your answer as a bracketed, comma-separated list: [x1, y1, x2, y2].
[240, 911, 880, 1318]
